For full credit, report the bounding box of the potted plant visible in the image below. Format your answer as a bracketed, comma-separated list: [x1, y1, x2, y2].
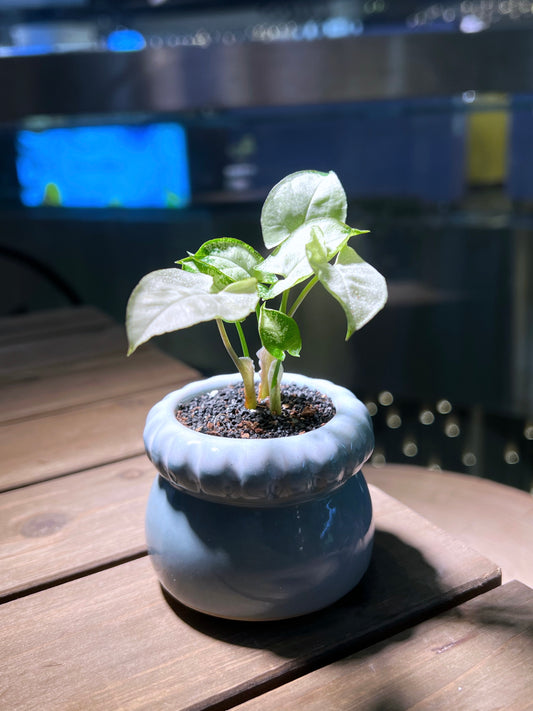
[126, 170, 387, 620]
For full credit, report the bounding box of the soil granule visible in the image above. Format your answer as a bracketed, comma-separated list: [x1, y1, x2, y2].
[175, 383, 335, 439]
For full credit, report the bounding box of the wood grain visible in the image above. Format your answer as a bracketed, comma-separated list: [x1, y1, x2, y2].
[0, 305, 199, 489]
[1, 323, 133, 381]
[367, 464, 533, 588]
[0, 306, 113, 347]
[0, 479, 500, 605]
[1, 348, 197, 423]
[0, 487, 500, 711]
[0, 307, 126, 382]
[237, 581, 533, 711]
[0, 380, 195, 491]
[0, 454, 154, 601]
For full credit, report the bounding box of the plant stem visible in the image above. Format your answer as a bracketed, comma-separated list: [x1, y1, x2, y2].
[235, 321, 249, 357]
[288, 276, 319, 318]
[239, 357, 258, 409]
[257, 346, 274, 400]
[216, 319, 257, 408]
[216, 318, 257, 410]
[216, 319, 241, 372]
[269, 359, 283, 414]
[280, 290, 289, 315]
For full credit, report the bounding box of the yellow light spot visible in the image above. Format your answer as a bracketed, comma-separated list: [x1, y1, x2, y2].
[371, 451, 386, 467]
[403, 440, 418, 458]
[386, 412, 402, 429]
[445, 418, 460, 438]
[436, 399, 452, 415]
[462, 452, 477, 467]
[365, 401, 378, 417]
[419, 409, 435, 425]
[378, 390, 394, 406]
[504, 447, 520, 465]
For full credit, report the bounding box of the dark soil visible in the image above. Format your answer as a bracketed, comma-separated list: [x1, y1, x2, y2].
[175, 383, 335, 439]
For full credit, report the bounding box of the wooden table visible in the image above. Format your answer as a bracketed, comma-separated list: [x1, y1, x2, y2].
[367, 464, 533, 589]
[2, 307, 533, 711]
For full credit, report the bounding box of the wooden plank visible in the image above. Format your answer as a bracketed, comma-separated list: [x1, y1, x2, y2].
[237, 581, 533, 711]
[0, 306, 114, 346]
[0, 322, 128, 382]
[0, 480, 501, 604]
[0, 487, 501, 710]
[0, 454, 153, 601]
[0, 379, 195, 491]
[367, 464, 533, 588]
[1, 348, 198, 423]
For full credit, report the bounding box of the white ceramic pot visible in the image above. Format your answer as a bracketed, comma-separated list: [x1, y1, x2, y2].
[144, 373, 375, 620]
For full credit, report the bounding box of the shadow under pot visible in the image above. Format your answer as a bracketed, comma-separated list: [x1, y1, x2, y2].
[144, 372, 375, 621]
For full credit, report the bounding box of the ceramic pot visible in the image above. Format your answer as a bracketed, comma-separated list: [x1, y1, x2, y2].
[144, 373, 375, 621]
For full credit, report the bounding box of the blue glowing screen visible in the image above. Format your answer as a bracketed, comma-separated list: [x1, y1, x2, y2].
[107, 29, 146, 52]
[16, 123, 190, 208]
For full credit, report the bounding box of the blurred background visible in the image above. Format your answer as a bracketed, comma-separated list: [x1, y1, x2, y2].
[0, 0, 531, 492]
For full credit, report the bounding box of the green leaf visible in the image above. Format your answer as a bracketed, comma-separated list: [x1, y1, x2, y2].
[126, 268, 259, 355]
[222, 276, 258, 294]
[178, 238, 272, 285]
[180, 256, 233, 291]
[261, 170, 347, 249]
[258, 306, 302, 360]
[262, 219, 366, 299]
[257, 282, 278, 299]
[306, 238, 388, 339]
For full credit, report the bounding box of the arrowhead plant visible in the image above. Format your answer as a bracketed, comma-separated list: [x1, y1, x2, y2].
[126, 170, 387, 414]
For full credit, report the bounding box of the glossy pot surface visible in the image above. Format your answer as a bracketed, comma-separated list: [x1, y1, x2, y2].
[144, 373, 374, 620]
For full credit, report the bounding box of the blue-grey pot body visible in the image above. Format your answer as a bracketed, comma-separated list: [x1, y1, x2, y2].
[144, 373, 375, 621]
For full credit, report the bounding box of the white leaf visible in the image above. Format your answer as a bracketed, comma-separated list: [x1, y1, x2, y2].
[306, 242, 388, 339]
[126, 269, 259, 354]
[262, 218, 359, 298]
[261, 170, 347, 249]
